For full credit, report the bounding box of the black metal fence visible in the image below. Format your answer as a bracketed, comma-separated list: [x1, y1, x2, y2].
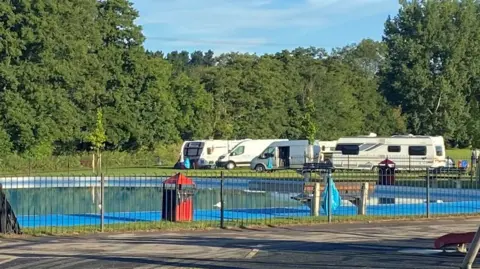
[1, 162, 480, 234]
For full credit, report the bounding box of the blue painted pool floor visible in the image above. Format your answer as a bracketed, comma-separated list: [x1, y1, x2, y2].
[17, 200, 480, 228]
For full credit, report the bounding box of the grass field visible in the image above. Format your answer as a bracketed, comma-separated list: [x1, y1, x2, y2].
[33, 167, 276, 177]
[446, 148, 471, 161]
[0, 148, 473, 177]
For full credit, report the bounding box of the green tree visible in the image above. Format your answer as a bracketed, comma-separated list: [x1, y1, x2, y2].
[86, 108, 107, 174]
[381, 0, 479, 145]
[302, 95, 317, 145]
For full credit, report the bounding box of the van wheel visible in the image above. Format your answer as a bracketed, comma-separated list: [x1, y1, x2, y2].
[226, 162, 235, 170]
[255, 164, 266, 172]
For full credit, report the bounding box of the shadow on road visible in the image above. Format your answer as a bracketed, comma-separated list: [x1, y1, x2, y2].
[3, 232, 471, 269]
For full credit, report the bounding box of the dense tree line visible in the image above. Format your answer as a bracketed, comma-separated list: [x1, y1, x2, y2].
[1, 0, 480, 160]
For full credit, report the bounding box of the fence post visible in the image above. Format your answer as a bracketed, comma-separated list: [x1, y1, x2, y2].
[0, 184, 6, 234]
[100, 173, 105, 232]
[311, 182, 320, 217]
[326, 170, 332, 223]
[220, 171, 225, 229]
[426, 168, 430, 218]
[358, 182, 369, 215]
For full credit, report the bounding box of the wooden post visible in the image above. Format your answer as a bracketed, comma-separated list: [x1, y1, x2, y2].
[357, 182, 369, 215]
[311, 182, 320, 216]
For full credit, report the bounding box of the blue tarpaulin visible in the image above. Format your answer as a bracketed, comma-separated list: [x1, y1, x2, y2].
[321, 176, 341, 213]
[184, 157, 191, 169]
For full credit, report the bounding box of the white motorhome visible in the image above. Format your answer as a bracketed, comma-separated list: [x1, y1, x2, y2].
[178, 139, 248, 168]
[216, 139, 288, 170]
[250, 140, 323, 172]
[332, 134, 446, 171]
[317, 140, 337, 161]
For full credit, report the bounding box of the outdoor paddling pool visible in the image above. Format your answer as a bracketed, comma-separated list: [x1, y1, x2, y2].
[1, 176, 479, 228]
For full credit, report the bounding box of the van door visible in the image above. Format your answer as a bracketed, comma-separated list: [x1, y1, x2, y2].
[434, 145, 446, 167]
[278, 146, 290, 169]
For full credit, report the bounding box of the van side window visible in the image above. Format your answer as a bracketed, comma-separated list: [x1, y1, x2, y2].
[435, 146, 443, 156]
[260, 147, 275, 158]
[408, 146, 427, 156]
[336, 144, 360, 155]
[388, 146, 401, 153]
[230, 146, 245, 156]
[264, 147, 275, 154]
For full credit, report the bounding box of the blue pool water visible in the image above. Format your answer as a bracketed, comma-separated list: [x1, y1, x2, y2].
[16, 200, 480, 228]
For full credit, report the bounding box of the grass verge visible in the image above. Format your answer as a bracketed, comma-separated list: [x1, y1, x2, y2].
[0, 149, 472, 177]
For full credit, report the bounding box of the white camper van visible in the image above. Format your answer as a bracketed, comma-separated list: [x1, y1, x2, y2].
[250, 140, 323, 172]
[332, 134, 446, 171]
[179, 139, 248, 168]
[216, 139, 288, 170]
[317, 140, 337, 161]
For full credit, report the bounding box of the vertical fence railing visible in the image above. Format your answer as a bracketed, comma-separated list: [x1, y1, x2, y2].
[0, 184, 6, 234]
[220, 171, 225, 229]
[327, 170, 332, 223]
[100, 173, 105, 232]
[426, 168, 430, 218]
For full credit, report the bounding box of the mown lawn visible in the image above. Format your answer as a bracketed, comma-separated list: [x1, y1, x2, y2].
[446, 148, 472, 161]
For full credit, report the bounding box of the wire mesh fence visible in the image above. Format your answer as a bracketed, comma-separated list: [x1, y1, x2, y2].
[1, 155, 480, 234]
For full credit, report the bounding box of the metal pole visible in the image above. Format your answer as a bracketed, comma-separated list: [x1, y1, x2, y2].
[471, 153, 474, 183]
[326, 169, 332, 223]
[461, 225, 480, 269]
[100, 173, 105, 232]
[426, 168, 430, 218]
[0, 184, 5, 234]
[220, 171, 225, 229]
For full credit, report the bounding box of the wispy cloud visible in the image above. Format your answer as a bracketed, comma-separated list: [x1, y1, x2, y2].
[132, 0, 397, 53]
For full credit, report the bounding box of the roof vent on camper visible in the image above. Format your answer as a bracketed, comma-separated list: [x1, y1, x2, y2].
[368, 133, 377, 137]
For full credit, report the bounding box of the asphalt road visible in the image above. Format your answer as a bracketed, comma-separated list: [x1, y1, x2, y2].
[1, 219, 480, 269]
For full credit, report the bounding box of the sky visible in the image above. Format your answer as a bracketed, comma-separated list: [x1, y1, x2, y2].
[131, 0, 401, 55]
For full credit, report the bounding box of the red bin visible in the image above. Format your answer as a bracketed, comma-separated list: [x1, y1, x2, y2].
[162, 173, 196, 222]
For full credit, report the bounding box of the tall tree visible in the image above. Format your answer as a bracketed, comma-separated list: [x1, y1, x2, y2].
[381, 0, 479, 145]
[0, 0, 100, 155]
